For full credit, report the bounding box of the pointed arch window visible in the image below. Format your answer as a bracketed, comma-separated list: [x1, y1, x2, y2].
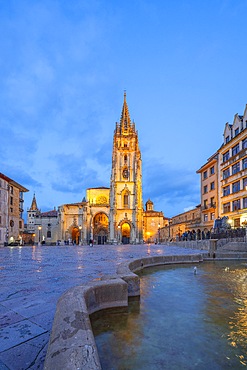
[124, 194, 128, 206]
[122, 189, 130, 208]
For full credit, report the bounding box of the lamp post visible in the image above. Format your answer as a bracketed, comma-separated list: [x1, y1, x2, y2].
[158, 223, 160, 244]
[38, 226, 42, 246]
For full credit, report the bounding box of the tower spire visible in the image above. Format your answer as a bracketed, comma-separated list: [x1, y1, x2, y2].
[30, 193, 38, 211]
[120, 91, 131, 130]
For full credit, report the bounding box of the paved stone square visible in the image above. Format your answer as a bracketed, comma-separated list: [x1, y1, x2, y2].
[0, 244, 202, 369]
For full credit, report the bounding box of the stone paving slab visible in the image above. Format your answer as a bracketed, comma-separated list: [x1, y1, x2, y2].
[0, 244, 202, 369]
[0, 319, 46, 352]
[0, 306, 25, 329]
[0, 332, 49, 370]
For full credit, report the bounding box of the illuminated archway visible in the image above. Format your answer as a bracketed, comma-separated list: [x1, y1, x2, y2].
[121, 222, 131, 244]
[72, 227, 80, 245]
[93, 212, 109, 244]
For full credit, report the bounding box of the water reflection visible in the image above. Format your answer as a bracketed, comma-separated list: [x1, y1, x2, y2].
[32, 246, 43, 263]
[92, 261, 247, 369]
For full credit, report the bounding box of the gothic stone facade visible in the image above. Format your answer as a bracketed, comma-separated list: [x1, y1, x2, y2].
[55, 94, 165, 245]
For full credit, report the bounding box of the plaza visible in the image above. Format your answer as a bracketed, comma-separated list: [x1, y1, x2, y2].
[0, 243, 202, 370]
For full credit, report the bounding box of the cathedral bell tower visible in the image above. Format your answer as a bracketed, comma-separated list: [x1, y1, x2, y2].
[109, 92, 143, 244]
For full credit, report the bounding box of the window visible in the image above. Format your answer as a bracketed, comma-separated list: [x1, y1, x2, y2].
[232, 181, 240, 193]
[204, 214, 208, 222]
[223, 151, 229, 162]
[0, 215, 1, 224]
[10, 196, 13, 205]
[203, 171, 208, 179]
[223, 168, 230, 179]
[210, 182, 215, 190]
[223, 202, 230, 213]
[233, 199, 240, 211]
[210, 166, 215, 175]
[235, 128, 239, 136]
[47, 231, 51, 238]
[243, 197, 247, 209]
[242, 137, 247, 149]
[203, 199, 208, 209]
[234, 218, 240, 228]
[210, 197, 215, 207]
[232, 144, 239, 156]
[226, 136, 230, 143]
[203, 185, 208, 194]
[210, 213, 215, 220]
[123, 194, 129, 207]
[243, 157, 247, 170]
[243, 177, 247, 189]
[232, 162, 240, 174]
[10, 207, 13, 213]
[10, 186, 13, 194]
[223, 185, 230, 196]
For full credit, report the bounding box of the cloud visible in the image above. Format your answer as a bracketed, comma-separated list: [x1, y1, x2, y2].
[142, 158, 200, 216]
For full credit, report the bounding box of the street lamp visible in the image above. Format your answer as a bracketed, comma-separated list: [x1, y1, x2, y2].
[158, 223, 160, 244]
[38, 226, 42, 246]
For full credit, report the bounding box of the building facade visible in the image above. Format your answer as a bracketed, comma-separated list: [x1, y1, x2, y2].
[196, 152, 219, 231]
[143, 200, 167, 243]
[24, 194, 59, 245]
[219, 106, 247, 228]
[160, 205, 202, 241]
[0, 173, 28, 246]
[27, 93, 165, 245]
[195, 104, 247, 234]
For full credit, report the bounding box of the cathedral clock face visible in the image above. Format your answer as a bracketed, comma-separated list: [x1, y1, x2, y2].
[123, 169, 129, 179]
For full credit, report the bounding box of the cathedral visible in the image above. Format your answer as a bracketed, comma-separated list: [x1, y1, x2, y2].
[26, 93, 166, 245]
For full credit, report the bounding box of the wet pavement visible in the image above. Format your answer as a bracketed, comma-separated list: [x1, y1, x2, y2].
[0, 243, 202, 369]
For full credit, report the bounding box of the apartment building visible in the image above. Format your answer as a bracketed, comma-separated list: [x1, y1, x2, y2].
[196, 152, 219, 231]
[160, 205, 201, 241]
[219, 106, 247, 228]
[0, 173, 28, 246]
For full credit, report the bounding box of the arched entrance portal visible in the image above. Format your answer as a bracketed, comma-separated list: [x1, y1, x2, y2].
[121, 222, 130, 244]
[93, 213, 109, 244]
[72, 227, 80, 245]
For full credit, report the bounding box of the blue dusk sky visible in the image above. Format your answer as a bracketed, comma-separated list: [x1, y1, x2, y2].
[1, 0, 247, 218]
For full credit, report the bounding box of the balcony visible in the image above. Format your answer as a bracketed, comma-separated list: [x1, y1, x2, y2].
[209, 202, 216, 209]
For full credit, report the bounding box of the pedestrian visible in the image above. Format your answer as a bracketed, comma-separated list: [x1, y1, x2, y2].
[89, 238, 93, 247]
